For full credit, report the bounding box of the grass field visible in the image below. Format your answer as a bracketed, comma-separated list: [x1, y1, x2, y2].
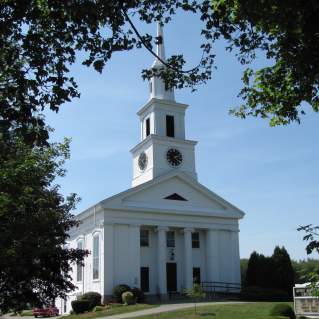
[133, 302, 293, 319]
[64, 303, 158, 319]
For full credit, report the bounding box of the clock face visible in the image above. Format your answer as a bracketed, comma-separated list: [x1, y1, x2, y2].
[166, 148, 183, 167]
[138, 152, 148, 171]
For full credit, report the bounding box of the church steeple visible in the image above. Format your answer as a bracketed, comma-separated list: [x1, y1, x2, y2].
[149, 23, 175, 101]
[130, 23, 197, 187]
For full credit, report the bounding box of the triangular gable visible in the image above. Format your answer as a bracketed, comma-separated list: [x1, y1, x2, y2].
[100, 171, 245, 219]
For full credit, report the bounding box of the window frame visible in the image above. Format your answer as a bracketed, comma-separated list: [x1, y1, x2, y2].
[166, 230, 175, 248]
[140, 229, 149, 247]
[193, 267, 201, 284]
[145, 118, 150, 137]
[140, 267, 150, 293]
[192, 232, 200, 249]
[166, 115, 175, 138]
[76, 240, 84, 282]
[92, 234, 100, 281]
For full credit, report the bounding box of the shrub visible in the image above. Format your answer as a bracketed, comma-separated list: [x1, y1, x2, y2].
[78, 291, 101, 310]
[122, 291, 136, 305]
[270, 304, 295, 319]
[71, 300, 90, 314]
[112, 284, 131, 303]
[131, 287, 145, 303]
[240, 286, 290, 301]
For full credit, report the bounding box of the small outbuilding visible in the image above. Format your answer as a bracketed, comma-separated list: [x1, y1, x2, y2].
[294, 283, 319, 317]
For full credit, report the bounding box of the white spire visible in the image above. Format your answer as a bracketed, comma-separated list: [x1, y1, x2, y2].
[154, 23, 166, 66]
[149, 22, 175, 101]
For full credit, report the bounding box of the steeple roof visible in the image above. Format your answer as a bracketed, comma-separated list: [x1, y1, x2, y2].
[152, 23, 166, 68]
[149, 23, 175, 101]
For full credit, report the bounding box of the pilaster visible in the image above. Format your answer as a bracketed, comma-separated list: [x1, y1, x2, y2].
[183, 228, 194, 289]
[156, 226, 169, 298]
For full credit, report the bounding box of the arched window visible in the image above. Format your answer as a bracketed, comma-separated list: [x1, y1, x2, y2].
[76, 240, 83, 282]
[92, 235, 100, 280]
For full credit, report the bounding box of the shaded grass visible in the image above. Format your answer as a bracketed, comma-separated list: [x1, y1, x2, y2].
[134, 302, 293, 319]
[64, 304, 158, 319]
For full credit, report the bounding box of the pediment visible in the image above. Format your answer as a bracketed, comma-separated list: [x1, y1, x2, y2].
[101, 171, 244, 219]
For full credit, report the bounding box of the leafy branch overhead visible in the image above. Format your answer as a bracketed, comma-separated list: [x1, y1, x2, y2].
[1, 0, 319, 146]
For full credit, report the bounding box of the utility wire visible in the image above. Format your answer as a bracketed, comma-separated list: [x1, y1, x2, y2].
[122, 9, 205, 74]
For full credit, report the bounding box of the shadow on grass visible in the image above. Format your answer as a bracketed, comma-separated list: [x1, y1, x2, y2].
[198, 312, 216, 317]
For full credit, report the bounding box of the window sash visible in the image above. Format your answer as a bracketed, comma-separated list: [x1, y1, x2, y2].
[166, 231, 175, 248]
[140, 229, 149, 247]
[146, 118, 150, 136]
[140, 267, 150, 292]
[93, 236, 99, 280]
[193, 267, 201, 284]
[76, 241, 83, 282]
[192, 232, 200, 248]
[166, 115, 175, 137]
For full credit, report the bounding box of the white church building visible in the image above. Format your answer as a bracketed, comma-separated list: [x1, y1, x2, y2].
[57, 25, 245, 313]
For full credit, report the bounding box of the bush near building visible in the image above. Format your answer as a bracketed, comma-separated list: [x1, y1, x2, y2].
[71, 300, 90, 314]
[78, 292, 102, 310]
[112, 285, 131, 303]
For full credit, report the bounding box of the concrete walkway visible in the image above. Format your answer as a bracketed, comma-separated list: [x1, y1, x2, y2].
[103, 301, 246, 319]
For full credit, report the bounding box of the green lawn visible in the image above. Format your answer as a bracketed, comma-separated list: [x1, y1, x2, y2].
[64, 303, 158, 319]
[134, 302, 293, 319]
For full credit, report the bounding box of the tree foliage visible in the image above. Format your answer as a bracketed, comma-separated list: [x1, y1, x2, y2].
[0, 128, 88, 313]
[292, 259, 319, 284]
[298, 225, 319, 295]
[1, 1, 319, 149]
[245, 247, 294, 296]
[298, 224, 319, 255]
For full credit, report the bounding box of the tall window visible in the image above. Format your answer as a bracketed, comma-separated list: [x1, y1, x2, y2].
[140, 267, 149, 292]
[92, 235, 99, 280]
[140, 229, 149, 247]
[166, 115, 175, 137]
[76, 241, 83, 282]
[146, 118, 150, 137]
[166, 231, 175, 248]
[192, 232, 200, 248]
[193, 267, 201, 284]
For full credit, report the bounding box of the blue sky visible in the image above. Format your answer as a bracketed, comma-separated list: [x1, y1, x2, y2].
[45, 12, 319, 261]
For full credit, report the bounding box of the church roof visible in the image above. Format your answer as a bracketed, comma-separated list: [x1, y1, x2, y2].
[76, 170, 245, 221]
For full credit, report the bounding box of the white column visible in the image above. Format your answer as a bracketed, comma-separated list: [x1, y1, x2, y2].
[157, 226, 168, 297]
[231, 230, 241, 285]
[104, 223, 114, 296]
[206, 229, 220, 282]
[129, 224, 141, 288]
[183, 228, 194, 289]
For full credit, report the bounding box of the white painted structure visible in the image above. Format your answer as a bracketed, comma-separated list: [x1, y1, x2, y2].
[294, 283, 319, 317]
[56, 24, 245, 314]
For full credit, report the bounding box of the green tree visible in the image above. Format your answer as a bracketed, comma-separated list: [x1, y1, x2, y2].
[0, 127, 88, 313]
[185, 283, 206, 314]
[292, 259, 319, 284]
[298, 225, 319, 295]
[246, 251, 260, 287]
[272, 246, 295, 296]
[245, 247, 295, 295]
[240, 258, 249, 286]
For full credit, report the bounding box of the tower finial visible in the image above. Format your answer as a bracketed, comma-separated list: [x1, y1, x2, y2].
[149, 22, 175, 101]
[156, 22, 166, 62]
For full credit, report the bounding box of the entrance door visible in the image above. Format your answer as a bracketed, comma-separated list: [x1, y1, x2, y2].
[166, 263, 177, 292]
